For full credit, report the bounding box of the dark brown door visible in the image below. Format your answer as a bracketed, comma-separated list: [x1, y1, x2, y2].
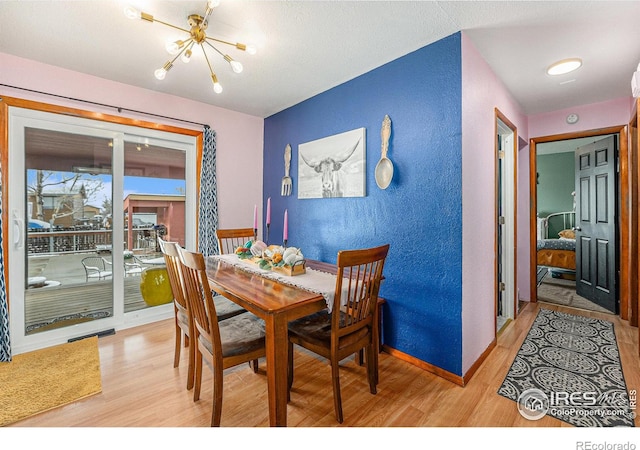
[575, 135, 617, 313]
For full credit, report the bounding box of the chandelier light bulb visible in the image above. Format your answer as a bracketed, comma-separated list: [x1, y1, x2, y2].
[154, 68, 167, 80]
[155, 61, 173, 80]
[230, 60, 243, 73]
[181, 49, 192, 63]
[207, 0, 221, 8]
[124, 6, 141, 20]
[211, 74, 223, 93]
[246, 45, 257, 55]
[166, 40, 183, 55]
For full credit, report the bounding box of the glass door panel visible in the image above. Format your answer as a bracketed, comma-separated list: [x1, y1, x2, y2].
[24, 128, 114, 335]
[123, 138, 186, 313]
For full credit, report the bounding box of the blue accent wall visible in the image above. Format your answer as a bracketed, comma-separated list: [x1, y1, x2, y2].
[263, 33, 463, 375]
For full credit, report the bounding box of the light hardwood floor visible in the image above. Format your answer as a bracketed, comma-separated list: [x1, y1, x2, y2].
[9, 302, 640, 428]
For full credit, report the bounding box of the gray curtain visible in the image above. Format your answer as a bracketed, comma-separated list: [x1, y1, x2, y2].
[198, 126, 219, 256]
[0, 164, 11, 362]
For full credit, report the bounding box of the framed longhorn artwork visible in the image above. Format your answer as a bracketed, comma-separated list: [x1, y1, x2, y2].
[297, 128, 366, 199]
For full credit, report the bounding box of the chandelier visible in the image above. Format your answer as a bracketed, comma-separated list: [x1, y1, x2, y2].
[124, 0, 256, 94]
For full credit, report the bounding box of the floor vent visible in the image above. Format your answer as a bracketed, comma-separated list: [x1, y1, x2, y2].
[68, 328, 116, 342]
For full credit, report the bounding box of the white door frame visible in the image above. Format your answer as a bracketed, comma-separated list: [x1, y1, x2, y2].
[495, 110, 518, 330]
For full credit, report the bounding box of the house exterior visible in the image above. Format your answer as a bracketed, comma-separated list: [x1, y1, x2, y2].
[0, 30, 635, 382]
[123, 193, 186, 248]
[27, 191, 100, 229]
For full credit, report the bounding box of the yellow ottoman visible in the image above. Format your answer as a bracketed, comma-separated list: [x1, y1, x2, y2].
[140, 267, 173, 306]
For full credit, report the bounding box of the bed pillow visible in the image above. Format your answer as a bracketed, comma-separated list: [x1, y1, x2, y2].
[558, 229, 575, 239]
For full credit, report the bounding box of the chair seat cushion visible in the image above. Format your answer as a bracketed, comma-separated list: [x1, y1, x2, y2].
[214, 295, 247, 321]
[288, 310, 332, 344]
[176, 302, 189, 328]
[176, 296, 244, 326]
[200, 312, 265, 358]
[288, 310, 370, 350]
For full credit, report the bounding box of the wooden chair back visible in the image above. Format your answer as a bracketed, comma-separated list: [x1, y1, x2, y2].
[158, 238, 186, 311]
[333, 244, 389, 339]
[216, 228, 255, 254]
[176, 247, 223, 364]
[158, 237, 195, 384]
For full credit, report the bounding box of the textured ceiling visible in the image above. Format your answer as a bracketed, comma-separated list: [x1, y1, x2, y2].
[1, 1, 639, 118]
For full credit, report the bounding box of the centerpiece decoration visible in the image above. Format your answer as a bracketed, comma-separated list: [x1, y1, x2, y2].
[235, 240, 306, 276]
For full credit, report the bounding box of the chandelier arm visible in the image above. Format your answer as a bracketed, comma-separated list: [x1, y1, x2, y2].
[203, 40, 226, 59]
[205, 36, 247, 51]
[152, 18, 191, 34]
[179, 38, 195, 51]
[166, 43, 192, 67]
[203, 6, 215, 22]
[200, 44, 217, 77]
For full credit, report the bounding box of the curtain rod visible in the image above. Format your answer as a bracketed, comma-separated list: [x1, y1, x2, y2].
[0, 83, 209, 129]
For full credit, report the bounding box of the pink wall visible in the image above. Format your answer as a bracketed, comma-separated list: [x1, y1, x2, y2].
[0, 52, 264, 234]
[529, 97, 633, 138]
[461, 39, 634, 376]
[461, 33, 529, 374]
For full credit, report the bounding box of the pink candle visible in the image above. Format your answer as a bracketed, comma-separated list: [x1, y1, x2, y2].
[283, 209, 288, 241]
[253, 204, 258, 229]
[266, 197, 271, 226]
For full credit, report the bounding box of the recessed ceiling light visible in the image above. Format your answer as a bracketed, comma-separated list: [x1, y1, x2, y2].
[547, 58, 583, 76]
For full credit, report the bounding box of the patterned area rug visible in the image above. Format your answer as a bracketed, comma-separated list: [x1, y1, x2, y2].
[498, 308, 635, 427]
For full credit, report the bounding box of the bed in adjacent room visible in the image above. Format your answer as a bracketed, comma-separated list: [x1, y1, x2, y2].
[536, 211, 576, 271]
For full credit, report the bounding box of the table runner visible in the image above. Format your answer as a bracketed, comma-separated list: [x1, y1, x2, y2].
[210, 254, 346, 312]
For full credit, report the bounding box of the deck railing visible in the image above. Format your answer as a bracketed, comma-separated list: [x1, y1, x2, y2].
[27, 227, 157, 254]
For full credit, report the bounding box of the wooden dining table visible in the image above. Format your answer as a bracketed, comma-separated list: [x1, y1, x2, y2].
[205, 257, 330, 427]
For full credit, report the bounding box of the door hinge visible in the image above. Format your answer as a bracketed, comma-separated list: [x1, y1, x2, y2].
[498, 216, 505, 225]
[499, 282, 506, 291]
[498, 150, 505, 159]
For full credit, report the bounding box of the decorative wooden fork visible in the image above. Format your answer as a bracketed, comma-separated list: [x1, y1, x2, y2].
[281, 144, 292, 196]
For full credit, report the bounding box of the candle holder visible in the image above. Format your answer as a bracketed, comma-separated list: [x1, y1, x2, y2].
[253, 228, 258, 242]
[265, 224, 270, 244]
[283, 239, 288, 249]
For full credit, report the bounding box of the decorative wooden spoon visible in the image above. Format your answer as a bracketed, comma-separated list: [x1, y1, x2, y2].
[375, 115, 393, 189]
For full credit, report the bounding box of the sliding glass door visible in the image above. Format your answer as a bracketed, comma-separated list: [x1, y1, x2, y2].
[8, 107, 196, 354]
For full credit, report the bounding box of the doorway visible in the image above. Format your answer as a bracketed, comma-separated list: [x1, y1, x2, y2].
[6, 105, 198, 354]
[535, 135, 617, 314]
[529, 126, 630, 321]
[495, 110, 517, 334]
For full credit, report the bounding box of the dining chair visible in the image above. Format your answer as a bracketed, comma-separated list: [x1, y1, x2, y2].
[177, 246, 266, 427]
[159, 237, 253, 388]
[287, 243, 390, 423]
[215, 227, 256, 254]
[215, 227, 258, 371]
[158, 238, 196, 390]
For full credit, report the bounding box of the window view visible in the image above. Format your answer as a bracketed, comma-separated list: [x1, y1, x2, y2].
[24, 128, 186, 335]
